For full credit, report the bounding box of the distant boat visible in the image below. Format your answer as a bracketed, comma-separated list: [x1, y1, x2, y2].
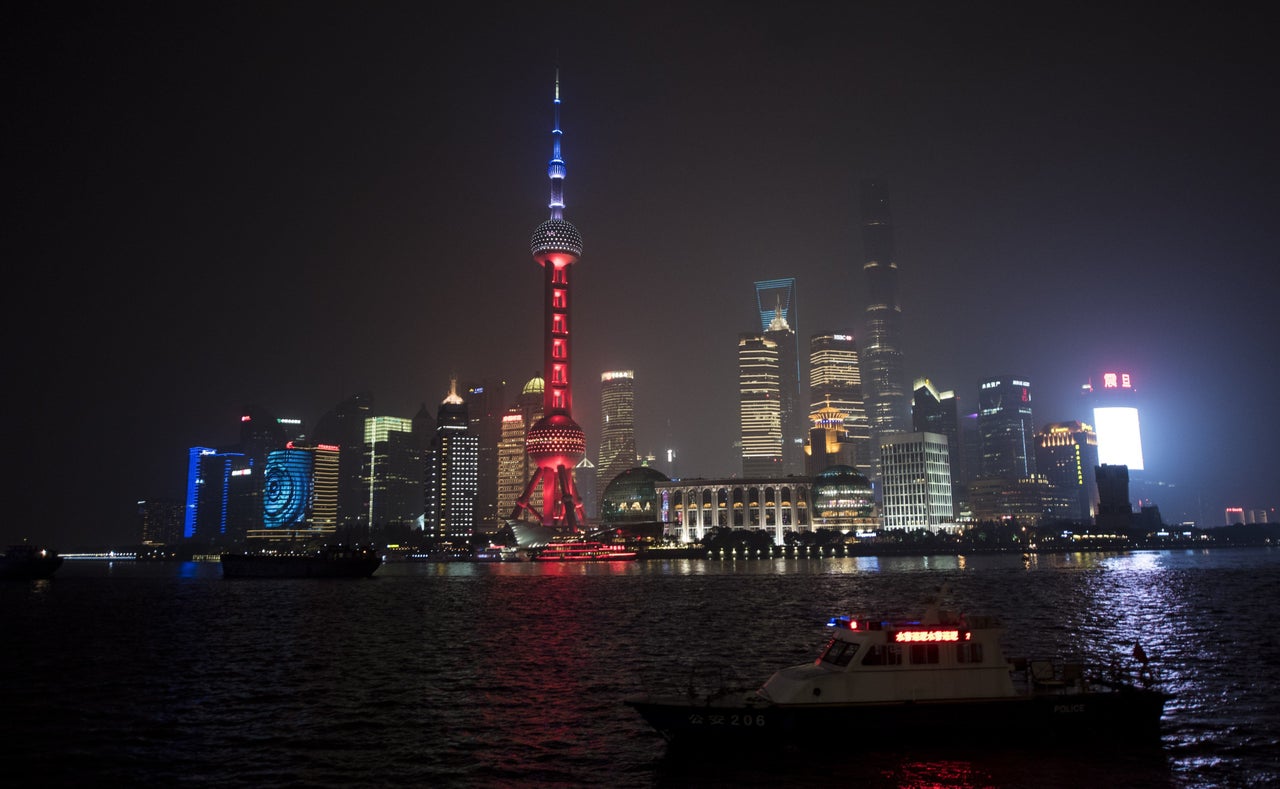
[533, 539, 638, 562]
[0, 545, 64, 580]
[220, 545, 382, 578]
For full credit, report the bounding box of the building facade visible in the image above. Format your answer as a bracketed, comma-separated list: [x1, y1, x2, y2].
[496, 376, 544, 523]
[859, 180, 911, 476]
[427, 380, 478, 541]
[363, 415, 423, 531]
[1034, 421, 1099, 524]
[880, 432, 955, 531]
[596, 370, 637, 513]
[739, 333, 783, 477]
[657, 476, 814, 545]
[977, 376, 1037, 480]
[1082, 371, 1144, 471]
[809, 331, 871, 472]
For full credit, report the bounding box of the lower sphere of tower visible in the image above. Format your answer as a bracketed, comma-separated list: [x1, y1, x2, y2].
[525, 413, 586, 462]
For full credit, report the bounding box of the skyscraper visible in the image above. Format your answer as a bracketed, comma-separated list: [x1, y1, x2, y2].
[809, 331, 872, 472]
[362, 415, 422, 530]
[913, 378, 962, 503]
[1082, 371, 1144, 471]
[497, 376, 544, 522]
[464, 379, 506, 531]
[859, 180, 911, 465]
[312, 392, 373, 533]
[756, 278, 805, 475]
[427, 380, 478, 542]
[597, 370, 637, 511]
[738, 332, 782, 477]
[512, 72, 588, 530]
[1035, 421, 1099, 523]
[977, 376, 1037, 480]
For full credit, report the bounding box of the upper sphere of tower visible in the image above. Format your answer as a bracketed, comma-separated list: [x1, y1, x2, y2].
[531, 219, 583, 259]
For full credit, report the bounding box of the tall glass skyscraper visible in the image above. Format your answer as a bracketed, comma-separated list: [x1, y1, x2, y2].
[859, 180, 911, 478]
[756, 279, 804, 475]
[977, 376, 1037, 480]
[427, 380, 478, 541]
[597, 370, 637, 511]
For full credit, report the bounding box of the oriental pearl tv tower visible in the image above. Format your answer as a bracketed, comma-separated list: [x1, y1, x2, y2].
[510, 71, 588, 531]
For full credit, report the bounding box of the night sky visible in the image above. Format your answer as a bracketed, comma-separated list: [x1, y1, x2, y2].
[9, 2, 1278, 547]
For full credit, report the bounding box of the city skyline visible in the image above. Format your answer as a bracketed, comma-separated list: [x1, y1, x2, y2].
[10, 3, 1278, 546]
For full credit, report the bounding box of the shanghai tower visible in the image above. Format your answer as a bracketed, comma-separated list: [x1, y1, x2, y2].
[510, 71, 588, 530]
[859, 179, 911, 474]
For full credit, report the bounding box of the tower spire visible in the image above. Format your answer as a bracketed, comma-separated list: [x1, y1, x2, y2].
[548, 69, 566, 220]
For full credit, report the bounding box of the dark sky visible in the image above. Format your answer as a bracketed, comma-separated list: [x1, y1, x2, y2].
[8, 2, 1278, 546]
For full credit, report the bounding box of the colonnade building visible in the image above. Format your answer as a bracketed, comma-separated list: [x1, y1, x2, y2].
[655, 477, 815, 545]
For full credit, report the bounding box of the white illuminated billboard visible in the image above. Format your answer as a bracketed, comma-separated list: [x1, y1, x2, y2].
[1093, 406, 1144, 470]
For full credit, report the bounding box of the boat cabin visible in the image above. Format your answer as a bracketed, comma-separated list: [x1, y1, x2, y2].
[758, 610, 1018, 704]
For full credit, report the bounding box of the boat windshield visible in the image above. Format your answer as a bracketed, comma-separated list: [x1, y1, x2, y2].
[819, 637, 860, 667]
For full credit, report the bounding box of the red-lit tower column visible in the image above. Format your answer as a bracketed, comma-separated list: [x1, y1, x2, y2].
[511, 72, 588, 531]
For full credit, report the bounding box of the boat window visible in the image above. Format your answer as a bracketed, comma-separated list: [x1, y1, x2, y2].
[956, 642, 984, 664]
[820, 638, 859, 667]
[860, 644, 903, 666]
[909, 644, 940, 665]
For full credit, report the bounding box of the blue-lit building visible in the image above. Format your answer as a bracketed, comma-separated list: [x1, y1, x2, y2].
[184, 446, 252, 542]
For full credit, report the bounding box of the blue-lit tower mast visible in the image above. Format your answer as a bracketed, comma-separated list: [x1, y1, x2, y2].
[512, 71, 588, 530]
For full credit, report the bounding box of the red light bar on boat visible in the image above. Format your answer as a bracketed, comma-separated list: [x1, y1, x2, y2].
[893, 630, 969, 643]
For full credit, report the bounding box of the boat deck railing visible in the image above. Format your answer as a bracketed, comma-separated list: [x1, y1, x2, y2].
[1009, 654, 1163, 695]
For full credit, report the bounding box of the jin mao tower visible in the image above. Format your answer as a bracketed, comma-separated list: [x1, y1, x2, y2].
[511, 72, 588, 530]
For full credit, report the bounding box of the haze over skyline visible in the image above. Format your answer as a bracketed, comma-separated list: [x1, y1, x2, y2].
[10, 2, 1277, 546]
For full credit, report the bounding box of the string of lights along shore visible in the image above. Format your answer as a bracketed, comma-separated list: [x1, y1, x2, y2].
[509, 71, 588, 531]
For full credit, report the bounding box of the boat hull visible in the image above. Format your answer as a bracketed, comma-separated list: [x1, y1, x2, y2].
[0, 556, 64, 580]
[625, 688, 1171, 746]
[220, 553, 382, 578]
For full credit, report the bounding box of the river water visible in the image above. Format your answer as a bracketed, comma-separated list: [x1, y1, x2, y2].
[3, 549, 1278, 787]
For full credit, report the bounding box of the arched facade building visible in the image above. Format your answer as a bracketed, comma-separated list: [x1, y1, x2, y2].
[654, 477, 814, 545]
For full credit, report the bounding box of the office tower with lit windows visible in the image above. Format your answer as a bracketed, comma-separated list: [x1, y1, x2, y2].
[247, 441, 340, 541]
[880, 432, 955, 531]
[913, 378, 963, 502]
[574, 457, 598, 522]
[464, 380, 506, 530]
[312, 392, 373, 531]
[363, 415, 423, 531]
[809, 331, 871, 472]
[138, 499, 183, 545]
[738, 332, 782, 477]
[756, 280, 804, 475]
[497, 376, 544, 521]
[597, 370, 637, 511]
[1081, 371, 1144, 471]
[977, 376, 1037, 480]
[1035, 421, 1099, 524]
[427, 380, 479, 541]
[859, 180, 911, 471]
[511, 72, 589, 530]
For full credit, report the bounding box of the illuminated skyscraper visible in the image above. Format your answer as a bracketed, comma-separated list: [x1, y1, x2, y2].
[312, 392, 373, 532]
[511, 73, 588, 529]
[739, 332, 782, 476]
[913, 378, 962, 503]
[497, 376, 544, 521]
[1035, 421, 1099, 523]
[1082, 371, 1144, 471]
[859, 180, 911, 470]
[597, 370, 636, 511]
[427, 380, 479, 541]
[756, 279, 804, 474]
[363, 415, 422, 530]
[138, 499, 183, 545]
[464, 380, 505, 531]
[809, 331, 871, 472]
[977, 376, 1037, 480]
